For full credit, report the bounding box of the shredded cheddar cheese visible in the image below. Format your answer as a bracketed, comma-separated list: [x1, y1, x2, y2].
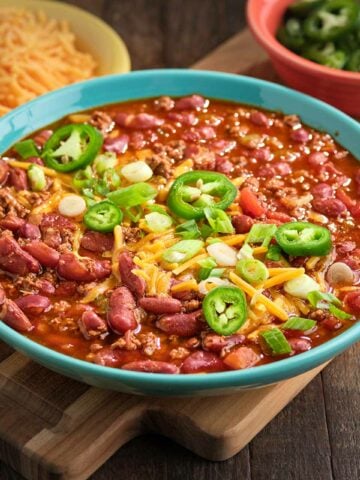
[263, 268, 305, 289]
[81, 276, 118, 304]
[171, 279, 199, 293]
[172, 253, 208, 276]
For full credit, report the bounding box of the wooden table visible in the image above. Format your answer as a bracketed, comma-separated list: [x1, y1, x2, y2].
[1, 1, 359, 479]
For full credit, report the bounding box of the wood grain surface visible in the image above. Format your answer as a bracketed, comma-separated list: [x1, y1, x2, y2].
[0, 1, 359, 479]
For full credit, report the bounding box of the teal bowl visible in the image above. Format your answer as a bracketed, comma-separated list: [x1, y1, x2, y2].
[0, 70, 359, 396]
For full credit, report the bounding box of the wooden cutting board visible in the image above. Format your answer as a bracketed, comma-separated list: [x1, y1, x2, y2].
[0, 29, 328, 480]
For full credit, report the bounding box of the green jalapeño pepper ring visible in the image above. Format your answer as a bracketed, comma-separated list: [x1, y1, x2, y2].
[202, 285, 247, 336]
[304, 0, 360, 41]
[84, 201, 123, 233]
[42, 124, 103, 172]
[275, 221, 332, 257]
[167, 171, 237, 220]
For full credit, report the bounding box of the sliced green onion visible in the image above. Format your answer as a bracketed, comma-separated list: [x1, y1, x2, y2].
[147, 204, 168, 215]
[121, 161, 153, 183]
[27, 164, 46, 191]
[14, 139, 39, 159]
[124, 206, 143, 223]
[307, 291, 341, 309]
[266, 244, 283, 261]
[204, 207, 235, 234]
[284, 275, 320, 299]
[103, 168, 120, 189]
[211, 268, 225, 277]
[94, 152, 117, 174]
[94, 179, 110, 196]
[162, 239, 204, 264]
[282, 317, 316, 331]
[260, 328, 292, 356]
[73, 166, 94, 190]
[237, 244, 253, 260]
[246, 224, 277, 247]
[107, 183, 157, 207]
[236, 258, 269, 285]
[175, 220, 201, 239]
[199, 224, 213, 239]
[145, 212, 173, 232]
[207, 237, 222, 245]
[328, 304, 352, 320]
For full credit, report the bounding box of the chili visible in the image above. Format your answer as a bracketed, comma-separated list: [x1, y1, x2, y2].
[84, 201, 122, 233]
[275, 221, 332, 256]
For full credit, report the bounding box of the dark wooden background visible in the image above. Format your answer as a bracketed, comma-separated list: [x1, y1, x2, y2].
[1, 1, 359, 479]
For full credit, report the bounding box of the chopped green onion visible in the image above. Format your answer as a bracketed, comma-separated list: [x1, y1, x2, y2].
[124, 206, 143, 223]
[282, 317, 316, 331]
[198, 266, 225, 281]
[103, 168, 120, 189]
[207, 237, 222, 245]
[307, 291, 341, 309]
[260, 328, 292, 356]
[211, 268, 225, 277]
[175, 220, 201, 239]
[162, 239, 204, 264]
[107, 183, 157, 207]
[93, 152, 117, 174]
[328, 304, 352, 320]
[237, 244, 254, 260]
[94, 179, 110, 196]
[199, 224, 213, 239]
[246, 224, 277, 247]
[204, 207, 235, 234]
[236, 258, 269, 285]
[73, 166, 94, 190]
[198, 257, 217, 281]
[14, 139, 39, 159]
[27, 164, 46, 191]
[145, 212, 173, 232]
[266, 244, 283, 261]
[147, 204, 168, 215]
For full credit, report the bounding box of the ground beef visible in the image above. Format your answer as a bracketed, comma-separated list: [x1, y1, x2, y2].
[122, 226, 142, 244]
[0, 188, 29, 218]
[153, 140, 187, 163]
[111, 331, 141, 351]
[169, 347, 190, 360]
[139, 332, 159, 356]
[154, 96, 175, 111]
[89, 111, 114, 134]
[147, 153, 173, 179]
[183, 299, 201, 312]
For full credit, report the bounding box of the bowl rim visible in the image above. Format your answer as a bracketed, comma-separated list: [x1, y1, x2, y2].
[0, 68, 359, 391]
[247, 0, 360, 83]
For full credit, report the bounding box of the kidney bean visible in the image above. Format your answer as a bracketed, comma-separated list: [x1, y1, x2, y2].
[103, 134, 129, 154]
[181, 351, 225, 373]
[167, 112, 198, 126]
[8, 168, 28, 191]
[215, 157, 233, 174]
[80, 231, 114, 253]
[321, 316, 343, 331]
[252, 147, 272, 162]
[115, 112, 164, 129]
[33, 129, 52, 147]
[266, 211, 292, 223]
[129, 131, 146, 150]
[118, 251, 146, 298]
[336, 241, 356, 255]
[78, 310, 107, 339]
[0, 159, 9, 186]
[210, 139, 237, 156]
[0, 215, 25, 232]
[196, 126, 216, 140]
[223, 346, 260, 369]
[0, 235, 40, 275]
[232, 214, 254, 234]
[273, 162, 292, 176]
[174, 95, 206, 111]
[15, 294, 51, 316]
[288, 338, 311, 353]
[290, 128, 310, 143]
[258, 165, 276, 178]
[57, 253, 111, 282]
[42, 228, 62, 249]
[94, 347, 128, 367]
[344, 291, 360, 316]
[202, 333, 245, 353]
[156, 310, 203, 337]
[139, 296, 182, 314]
[307, 152, 328, 167]
[0, 299, 33, 332]
[41, 213, 76, 231]
[23, 241, 60, 268]
[107, 286, 137, 334]
[27, 156, 44, 166]
[312, 197, 347, 217]
[36, 279, 56, 295]
[122, 360, 179, 374]
[55, 281, 77, 297]
[249, 110, 270, 127]
[18, 223, 41, 240]
[311, 183, 333, 199]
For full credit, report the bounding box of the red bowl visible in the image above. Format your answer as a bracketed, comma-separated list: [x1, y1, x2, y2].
[247, 0, 360, 116]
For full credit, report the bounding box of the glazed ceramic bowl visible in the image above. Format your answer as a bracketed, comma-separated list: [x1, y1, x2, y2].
[0, 0, 131, 75]
[247, 0, 360, 116]
[0, 70, 359, 396]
